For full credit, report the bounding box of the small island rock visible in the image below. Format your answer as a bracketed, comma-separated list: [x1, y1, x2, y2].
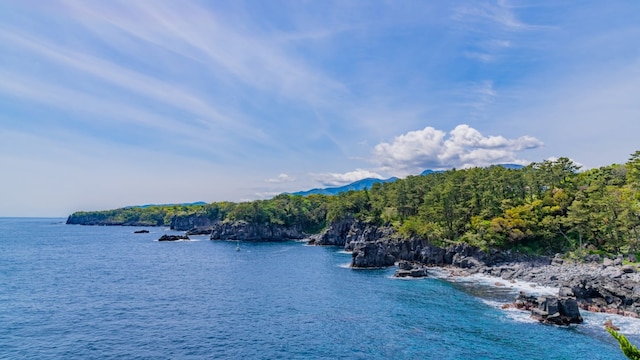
[158, 234, 190, 241]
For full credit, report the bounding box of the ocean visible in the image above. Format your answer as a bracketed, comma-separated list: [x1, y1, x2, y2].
[1, 217, 638, 359]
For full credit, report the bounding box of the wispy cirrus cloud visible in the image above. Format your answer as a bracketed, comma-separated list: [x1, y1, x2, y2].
[453, 0, 541, 31]
[61, 1, 348, 107]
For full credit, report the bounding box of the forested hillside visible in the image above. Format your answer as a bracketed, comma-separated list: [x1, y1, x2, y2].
[68, 151, 640, 256]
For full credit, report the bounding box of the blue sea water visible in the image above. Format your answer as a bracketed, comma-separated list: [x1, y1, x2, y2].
[1, 218, 638, 359]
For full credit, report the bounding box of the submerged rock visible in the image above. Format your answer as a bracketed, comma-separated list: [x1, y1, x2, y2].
[134, 229, 149, 234]
[158, 234, 190, 241]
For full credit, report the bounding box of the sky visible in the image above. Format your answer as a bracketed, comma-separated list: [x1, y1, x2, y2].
[1, 1, 639, 217]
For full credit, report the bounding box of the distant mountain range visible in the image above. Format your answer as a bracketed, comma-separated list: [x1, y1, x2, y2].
[293, 164, 524, 196]
[290, 177, 399, 196]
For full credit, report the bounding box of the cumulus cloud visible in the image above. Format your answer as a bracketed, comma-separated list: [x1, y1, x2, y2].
[312, 169, 383, 187]
[373, 124, 542, 173]
[266, 173, 295, 183]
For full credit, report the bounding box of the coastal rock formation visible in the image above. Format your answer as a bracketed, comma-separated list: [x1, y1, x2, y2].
[186, 226, 215, 235]
[134, 229, 149, 233]
[307, 218, 394, 247]
[473, 260, 640, 316]
[158, 234, 190, 241]
[351, 240, 396, 268]
[66, 214, 161, 227]
[514, 292, 583, 325]
[394, 261, 428, 278]
[210, 221, 307, 241]
[171, 214, 215, 231]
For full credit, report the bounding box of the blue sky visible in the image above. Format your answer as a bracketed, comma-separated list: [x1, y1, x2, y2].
[1, 1, 639, 217]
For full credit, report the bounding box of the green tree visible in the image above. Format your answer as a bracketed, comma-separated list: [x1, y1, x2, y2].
[608, 328, 640, 360]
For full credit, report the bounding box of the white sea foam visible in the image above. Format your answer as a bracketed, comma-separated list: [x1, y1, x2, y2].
[337, 250, 353, 255]
[387, 274, 426, 281]
[338, 262, 352, 269]
[481, 299, 538, 324]
[429, 267, 558, 296]
[582, 311, 640, 336]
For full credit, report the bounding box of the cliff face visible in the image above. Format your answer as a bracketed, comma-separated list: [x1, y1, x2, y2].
[65, 214, 161, 226]
[209, 221, 307, 241]
[308, 218, 543, 269]
[170, 214, 215, 231]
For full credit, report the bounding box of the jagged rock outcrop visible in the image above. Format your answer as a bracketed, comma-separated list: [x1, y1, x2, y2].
[307, 218, 394, 247]
[66, 214, 160, 226]
[351, 240, 396, 268]
[394, 261, 428, 278]
[158, 234, 190, 241]
[308, 218, 640, 317]
[514, 292, 583, 325]
[564, 275, 640, 316]
[209, 221, 307, 241]
[171, 214, 215, 231]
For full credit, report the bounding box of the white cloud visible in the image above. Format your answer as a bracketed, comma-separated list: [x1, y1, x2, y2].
[253, 191, 282, 199]
[266, 173, 296, 183]
[373, 124, 542, 173]
[311, 169, 383, 187]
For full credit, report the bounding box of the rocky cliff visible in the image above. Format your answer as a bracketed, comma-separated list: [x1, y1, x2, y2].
[171, 214, 215, 231]
[65, 214, 162, 226]
[310, 218, 640, 317]
[209, 221, 307, 241]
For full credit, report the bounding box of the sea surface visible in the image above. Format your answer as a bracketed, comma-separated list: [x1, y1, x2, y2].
[1, 217, 639, 359]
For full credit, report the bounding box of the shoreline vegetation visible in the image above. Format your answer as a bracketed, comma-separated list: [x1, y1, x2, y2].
[67, 152, 640, 319]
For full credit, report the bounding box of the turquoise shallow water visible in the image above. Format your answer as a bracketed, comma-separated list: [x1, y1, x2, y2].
[0, 218, 636, 359]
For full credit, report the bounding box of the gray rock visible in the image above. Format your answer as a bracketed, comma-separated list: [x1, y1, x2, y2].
[210, 221, 306, 241]
[171, 214, 215, 231]
[515, 293, 583, 325]
[559, 287, 574, 297]
[158, 234, 189, 241]
[352, 241, 396, 268]
[394, 261, 429, 278]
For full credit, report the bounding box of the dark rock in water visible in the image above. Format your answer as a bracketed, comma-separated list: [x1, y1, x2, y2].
[514, 292, 583, 325]
[158, 234, 190, 241]
[351, 241, 396, 268]
[394, 260, 428, 278]
[134, 229, 149, 234]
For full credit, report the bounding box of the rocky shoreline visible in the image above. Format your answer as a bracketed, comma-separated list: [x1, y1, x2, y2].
[307, 218, 640, 318]
[68, 214, 640, 319]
